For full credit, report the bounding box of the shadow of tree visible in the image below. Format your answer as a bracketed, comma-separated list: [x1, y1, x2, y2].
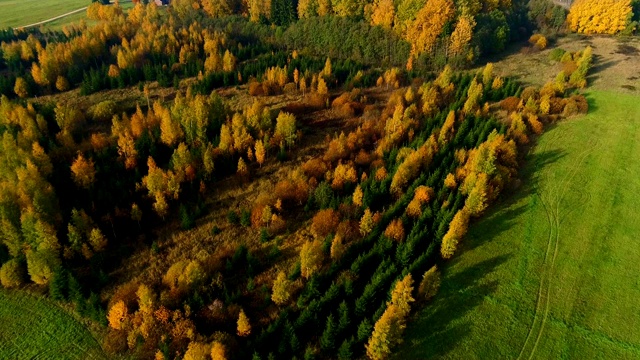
[396, 255, 509, 358]
[394, 145, 565, 359]
[461, 148, 565, 253]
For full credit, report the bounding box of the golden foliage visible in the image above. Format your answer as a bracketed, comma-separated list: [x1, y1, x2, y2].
[449, 16, 476, 57]
[441, 209, 470, 259]
[444, 173, 457, 189]
[331, 163, 357, 190]
[353, 185, 364, 207]
[108, 300, 129, 330]
[330, 234, 346, 260]
[370, 0, 395, 28]
[360, 208, 375, 236]
[390, 136, 437, 195]
[55, 76, 70, 92]
[374, 167, 388, 181]
[183, 341, 210, 360]
[71, 153, 96, 189]
[365, 304, 403, 360]
[390, 274, 414, 317]
[438, 110, 456, 145]
[311, 209, 341, 238]
[463, 78, 483, 114]
[384, 218, 405, 242]
[405, 0, 455, 56]
[366, 274, 413, 360]
[14, 77, 29, 98]
[567, 0, 632, 34]
[271, 271, 292, 305]
[275, 112, 297, 148]
[0, 259, 25, 288]
[211, 341, 227, 360]
[237, 309, 251, 336]
[300, 239, 324, 278]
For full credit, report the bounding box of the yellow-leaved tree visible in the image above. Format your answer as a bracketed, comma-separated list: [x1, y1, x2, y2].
[237, 309, 252, 336]
[405, 0, 455, 57]
[567, 0, 632, 34]
[370, 0, 395, 28]
[449, 15, 476, 58]
[441, 209, 470, 259]
[271, 271, 292, 305]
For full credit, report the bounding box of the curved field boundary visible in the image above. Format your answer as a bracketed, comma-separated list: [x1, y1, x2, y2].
[0, 289, 106, 359]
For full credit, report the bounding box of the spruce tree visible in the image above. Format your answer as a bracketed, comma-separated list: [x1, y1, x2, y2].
[49, 267, 68, 301]
[337, 338, 353, 360]
[320, 314, 336, 351]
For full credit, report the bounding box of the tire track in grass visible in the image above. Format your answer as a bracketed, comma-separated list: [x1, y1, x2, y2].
[527, 141, 598, 360]
[516, 133, 596, 360]
[516, 132, 557, 360]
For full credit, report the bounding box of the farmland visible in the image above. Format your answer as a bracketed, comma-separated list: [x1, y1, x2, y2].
[396, 89, 640, 359]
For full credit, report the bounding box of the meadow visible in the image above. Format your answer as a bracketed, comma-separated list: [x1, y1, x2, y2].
[0, 0, 89, 29]
[396, 89, 640, 359]
[0, 289, 105, 359]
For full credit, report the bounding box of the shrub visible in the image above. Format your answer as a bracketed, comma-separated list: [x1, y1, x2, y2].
[548, 48, 566, 61]
[311, 209, 341, 238]
[418, 265, 441, 300]
[0, 258, 25, 288]
[240, 209, 251, 227]
[227, 210, 240, 225]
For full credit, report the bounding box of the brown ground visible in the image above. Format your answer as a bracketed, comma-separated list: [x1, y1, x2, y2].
[484, 35, 640, 93]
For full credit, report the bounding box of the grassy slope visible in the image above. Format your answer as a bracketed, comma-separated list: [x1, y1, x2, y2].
[0, 289, 106, 359]
[396, 90, 640, 359]
[0, 0, 88, 29]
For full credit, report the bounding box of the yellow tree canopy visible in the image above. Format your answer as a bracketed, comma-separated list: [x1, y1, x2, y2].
[567, 0, 632, 34]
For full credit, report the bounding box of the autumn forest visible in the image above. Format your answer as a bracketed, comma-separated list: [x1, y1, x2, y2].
[0, 0, 637, 359]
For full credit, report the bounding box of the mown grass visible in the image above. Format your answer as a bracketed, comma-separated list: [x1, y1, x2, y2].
[0, 289, 106, 359]
[396, 90, 640, 359]
[0, 0, 88, 29]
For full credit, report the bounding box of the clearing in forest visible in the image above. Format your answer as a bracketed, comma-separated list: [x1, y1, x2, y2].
[396, 84, 640, 358]
[0, 289, 106, 359]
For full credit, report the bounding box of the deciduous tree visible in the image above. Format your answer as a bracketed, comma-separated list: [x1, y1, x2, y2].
[70, 153, 96, 189]
[418, 265, 440, 300]
[271, 271, 291, 305]
[237, 309, 251, 336]
[300, 239, 324, 278]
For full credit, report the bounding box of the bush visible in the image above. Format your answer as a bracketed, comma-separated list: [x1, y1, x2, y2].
[227, 210, 240, 225]
[240, 209, 252, 227]
[0, 258, 25, 288]
[90, 100, 117, 121]
[311, 209, 341, 238]
[548, 48, 566, 61]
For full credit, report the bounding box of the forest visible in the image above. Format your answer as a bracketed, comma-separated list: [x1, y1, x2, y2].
[0, 0, 624, 359]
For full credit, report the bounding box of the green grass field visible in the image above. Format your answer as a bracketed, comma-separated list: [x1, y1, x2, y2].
[0, 0, 88, 29]
[0, 289, 106, 359]
[397, 90, 640, 359]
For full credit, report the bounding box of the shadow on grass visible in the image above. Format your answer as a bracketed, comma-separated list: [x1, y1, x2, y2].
[462, 147, 565, 253]
[397, 255, 509, 358]
[395, 146, 565, 359]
